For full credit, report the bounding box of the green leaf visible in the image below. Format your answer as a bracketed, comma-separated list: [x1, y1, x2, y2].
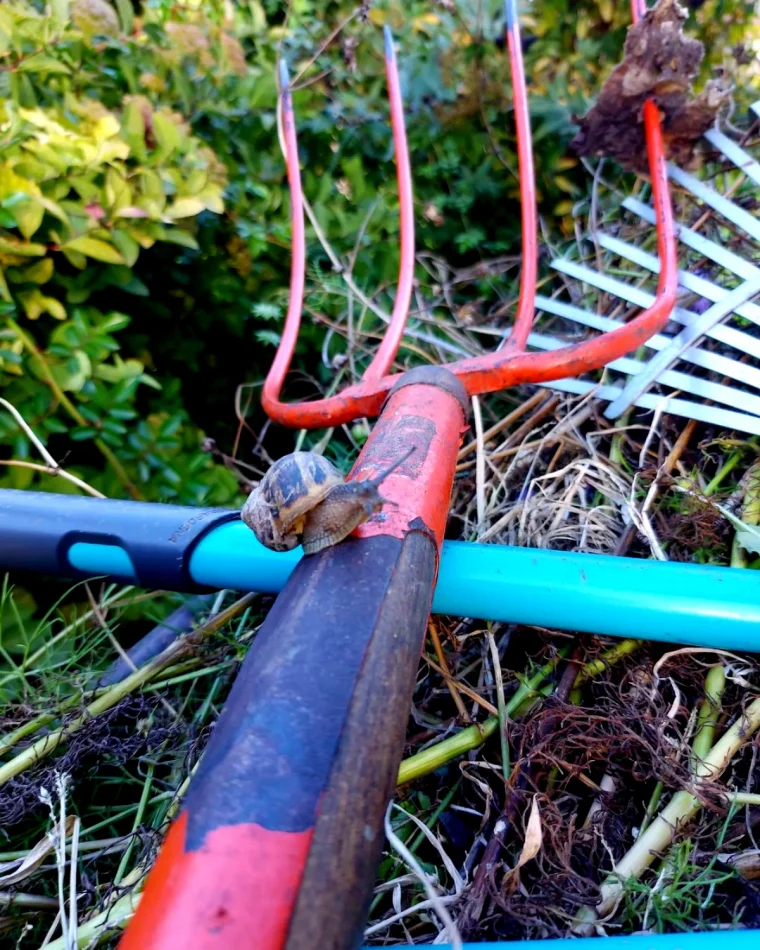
[114, 0, 134, 34]
[122, 100, 147, 163]
[111, 229, 140, 267]
[17, 55, 71, 75]
[13, 198, 44, 240]
[0, 235, 46, 257]
[17, 289, 66, 321]
[151, 112, 182, 162]
[160, 228, 199, 250]
[63, 237, 125, 265]
[249, 0, 267, 32]
[51, 0, 70, 31]
[165, 197, 206, 220]
[19, 258, 54, 285]
[715, 504, 760, 556]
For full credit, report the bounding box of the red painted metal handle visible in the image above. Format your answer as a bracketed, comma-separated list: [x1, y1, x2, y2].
[261, 1, 678, 430]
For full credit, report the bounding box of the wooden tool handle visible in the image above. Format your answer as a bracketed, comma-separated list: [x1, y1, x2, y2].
[119, 531, 437, 950]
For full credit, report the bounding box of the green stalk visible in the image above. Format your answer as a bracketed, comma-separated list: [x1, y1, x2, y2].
[573, 696, 760, 933]
[488, 628, 510, 783]
[639, 780, 664, 836]
[0, 595, 254, 787]
[114, 762, 154, 885]
[573, 639, 642, 688]
[704, 452, 742, 497]
[731, 460, 760, 568]
[397, 648, 568, 785]
[691, 664, 726, 771]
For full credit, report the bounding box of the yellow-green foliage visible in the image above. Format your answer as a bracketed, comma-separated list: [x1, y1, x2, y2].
[0, 6, 226, 322]
[0, 1, 241, 503]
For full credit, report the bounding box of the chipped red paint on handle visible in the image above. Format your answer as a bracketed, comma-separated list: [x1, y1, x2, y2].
[119, 814, 312, 949]
[350, 376, 468, 547]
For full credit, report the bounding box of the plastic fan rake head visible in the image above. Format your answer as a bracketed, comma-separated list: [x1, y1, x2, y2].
[263, 0, 679, 432]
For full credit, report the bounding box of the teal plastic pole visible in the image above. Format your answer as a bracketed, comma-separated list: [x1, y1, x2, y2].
[189, 522, 760, 649]
[67, 520, 760, 649]
[377, 935, 760, 950]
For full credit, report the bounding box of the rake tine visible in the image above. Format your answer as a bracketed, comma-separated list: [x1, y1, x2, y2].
[536, 293, 760, 391]
[528, 330, 760, 418]
[531, 371, 760, 437]
[603, 276, 760, 419]
[552, 258, 760, 360]
[668, 163, 760, 242]
[623, 197, 760, 282]
[598, 233, 760, 327]
[704, 128, 760, 186]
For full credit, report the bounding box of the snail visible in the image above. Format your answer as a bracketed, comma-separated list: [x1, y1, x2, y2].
[241, 447, 415, 555]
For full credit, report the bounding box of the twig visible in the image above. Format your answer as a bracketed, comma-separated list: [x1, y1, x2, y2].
[428, 622, 471, 721]
[472, 395, 486, 530]
[0, 398, 104, 498]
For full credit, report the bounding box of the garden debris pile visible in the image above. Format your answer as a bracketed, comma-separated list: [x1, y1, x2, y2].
[572, 0, 732, 171]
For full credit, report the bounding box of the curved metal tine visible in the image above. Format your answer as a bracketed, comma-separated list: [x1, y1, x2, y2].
[501, 0, 538, 353]
[361, 27, 416, 382]
[262, 58, 307, 415]
[264, 34, 414, 412]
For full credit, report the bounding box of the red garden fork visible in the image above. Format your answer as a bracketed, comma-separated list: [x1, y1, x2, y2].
[120, 2, 677, 948]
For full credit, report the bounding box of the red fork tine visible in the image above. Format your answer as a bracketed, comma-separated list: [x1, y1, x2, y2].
[361, 27, 415, 383]
[262, 0, 677, 430]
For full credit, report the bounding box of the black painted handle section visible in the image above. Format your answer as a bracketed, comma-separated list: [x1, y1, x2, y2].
[178, 531, 437, 949]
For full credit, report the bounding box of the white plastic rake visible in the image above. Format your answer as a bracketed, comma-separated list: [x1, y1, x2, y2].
[532, 101, 760, 435]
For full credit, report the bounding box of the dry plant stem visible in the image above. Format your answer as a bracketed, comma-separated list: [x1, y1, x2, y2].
[9, 319, 140, 499]
[381, 803, 463, 948]
[0, 398, 104, 498]
[487, 629, 510, 783]
[421, 653, 497, 716]
[472, 395, 486, 529]
[0, 594, 255, 788]
[43, 867, 144, 949]
[457, 390, 546, 460]
[83, 584, 178, 720]
[575, 695, 760, 931]
[428, 622, 471, 721]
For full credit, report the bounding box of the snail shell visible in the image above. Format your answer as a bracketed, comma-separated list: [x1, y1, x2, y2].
[241, 452, 344, 553]
[241, 447, 415, 556]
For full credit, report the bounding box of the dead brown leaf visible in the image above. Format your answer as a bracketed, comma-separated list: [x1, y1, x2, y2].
[0, 816, 75, 887]
[571, 0, 731, 172]
[502, 796, 543, 896]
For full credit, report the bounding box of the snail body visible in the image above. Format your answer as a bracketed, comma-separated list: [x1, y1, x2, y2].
[241, 448, 413, 555]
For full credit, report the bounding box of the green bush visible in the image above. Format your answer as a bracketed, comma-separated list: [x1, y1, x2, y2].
[0, 0, 238, 502]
